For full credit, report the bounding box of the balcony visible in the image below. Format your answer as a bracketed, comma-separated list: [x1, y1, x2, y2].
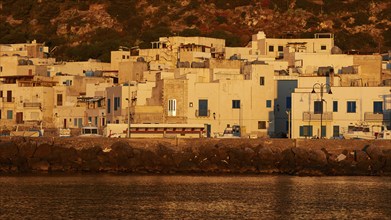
[195, 109, 210, 118]
[23, 102, 42, 108]
[303, 112, 333, 121]
[364, 112, 390, 122]
[1, 97, 15, 103]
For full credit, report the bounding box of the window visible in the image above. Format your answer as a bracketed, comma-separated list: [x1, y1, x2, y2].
[373, 101, 383, 114]
[78, 118, 83, 128]
[321, 125, 326, 138]
[299, 125, 313, 137]
[266, 100, 272, 108]
[286, 97, 291, 110]
[268, 45, 274, 52]
[333, 126, 340, 137]
[122, 55, 125, 59]
[107, 98, 111, 113]
[260, 77, 265, 86]
[74, 118, 77, 126]
[0, 66, 2, 72]
[7, 110, 13, 119]
[258, 121, 266, 129]
[314, 101, 323, 114]
[7, 90, 12, 102]
[88, 117, 92, 122]
[57, 94, 63, 106]
[321, 45, 327, 50]
[198, 99, 208, 116]
[168, 99, 177, 116]
[333, 101, 338, 112]
[0, 90, 3, 97]
[114, 97, 120, 111]
[278, 46, 283, 52]
[156, 55, 159, 60]
[95, 117, 98, 126]
[232, 100, 240, 109]
[347, 101, 356, 113]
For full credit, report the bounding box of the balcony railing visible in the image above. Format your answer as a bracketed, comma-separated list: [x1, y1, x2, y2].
[303, 112, 333, 121]
[195, 109, 210, 118]
[1, 97, 15, 103]
[364, 112, 390, 122]
[23, 102, 42, 108]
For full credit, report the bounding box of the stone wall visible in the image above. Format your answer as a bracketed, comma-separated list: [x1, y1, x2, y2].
[0, 137, 391, 176]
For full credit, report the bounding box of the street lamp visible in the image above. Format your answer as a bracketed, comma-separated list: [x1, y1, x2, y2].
[125, 98, 130, 138]
[311, 83, 332, 138]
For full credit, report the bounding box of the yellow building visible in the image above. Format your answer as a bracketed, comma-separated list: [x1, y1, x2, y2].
[291, 76, 391, 139]
[0, 76, 55, 128]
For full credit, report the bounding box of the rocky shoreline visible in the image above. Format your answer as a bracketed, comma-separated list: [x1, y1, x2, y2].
[1, 137, 391, 176]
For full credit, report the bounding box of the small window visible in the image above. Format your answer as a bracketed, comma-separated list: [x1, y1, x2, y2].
[278, 46, 283, 52]
[122, 55, 125, 59]
[321, 45, 327, 50]
[373, 101, 383, 114]
[156, 54, 159, 60]
[260, 77, 265, 86]
[333, 126, 340, 137]
[168, 99, 177, 116]
[321, 126, 326, 138]
[258, 121, 266, 129]
[57, 94, 63, 106]
[347, 101, 356, 113]
[299, 125, 313, 137]
[78, 118, 83, 128]
[114, 97, 120, 111]
[314, 101, 323, 114]
[268, 45, 274, 52]
[266, 100, 272, 108]
[333, 101, 338, 112]
[232, 100, 241, 109]
[107, 99, 111, 113]
[7, 90, 12, 102]
[74, 118, 77, 126]
[7, 110, 13, 119]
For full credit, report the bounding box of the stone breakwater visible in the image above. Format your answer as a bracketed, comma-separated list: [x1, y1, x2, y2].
[1, 137, 391, 176]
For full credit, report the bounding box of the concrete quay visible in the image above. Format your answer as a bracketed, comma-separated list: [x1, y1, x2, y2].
[0, 137, 391, 176]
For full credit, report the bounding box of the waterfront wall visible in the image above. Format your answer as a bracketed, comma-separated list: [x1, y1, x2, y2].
[1, 137, 391, 176]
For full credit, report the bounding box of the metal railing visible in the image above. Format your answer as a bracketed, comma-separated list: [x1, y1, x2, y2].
[23, 102, 42, 108]
[364, 112, 390, 121]
[195, 109, 210, 118]
[303, 112, 333, 121]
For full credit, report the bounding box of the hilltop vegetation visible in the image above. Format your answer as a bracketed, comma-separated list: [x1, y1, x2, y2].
[0, 0, 390, 62]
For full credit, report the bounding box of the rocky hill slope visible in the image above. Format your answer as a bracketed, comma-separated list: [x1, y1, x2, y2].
[0, 0, 390, 62]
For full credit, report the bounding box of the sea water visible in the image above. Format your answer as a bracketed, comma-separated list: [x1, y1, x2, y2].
[0, 175, 390, 219]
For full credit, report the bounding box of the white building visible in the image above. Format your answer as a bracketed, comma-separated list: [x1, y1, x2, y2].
[291, 76, 391, 139]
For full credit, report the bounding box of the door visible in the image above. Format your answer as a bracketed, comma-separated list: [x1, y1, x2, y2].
[63, 119, 67, 128]
[205, 124, 211, 138]
[198, 99, 208, 116]
[16, 112, 23, 124]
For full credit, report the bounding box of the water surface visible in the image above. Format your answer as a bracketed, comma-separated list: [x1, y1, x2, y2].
[0, 175, 390, 219]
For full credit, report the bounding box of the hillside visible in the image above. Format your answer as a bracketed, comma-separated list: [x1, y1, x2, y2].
[0, 0, 390, 62]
